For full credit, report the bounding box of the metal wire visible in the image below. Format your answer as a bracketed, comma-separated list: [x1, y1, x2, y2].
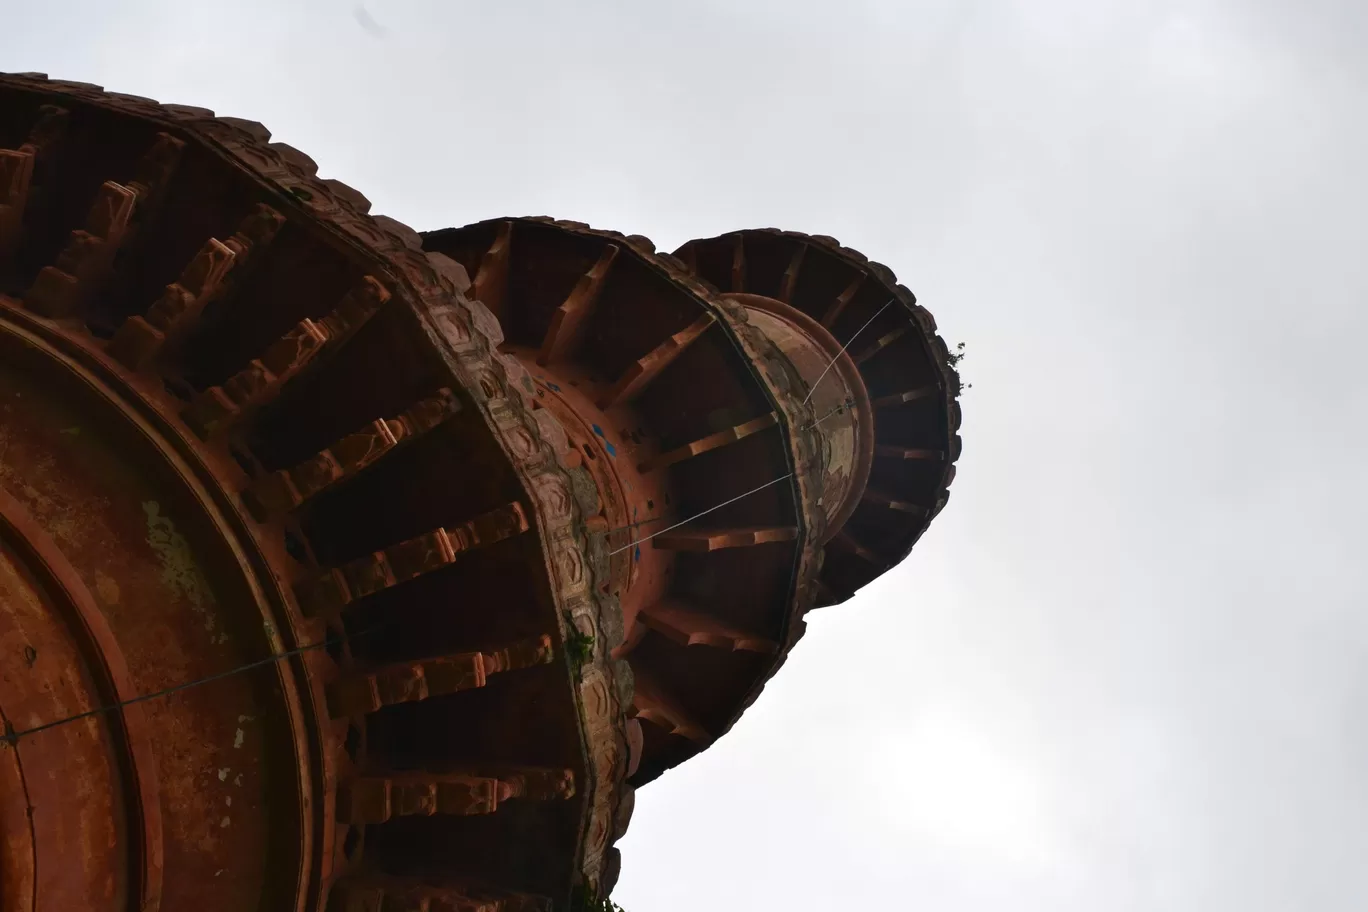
[601, 387, 859, 555]
[800, 298, 895, 406]
[0, 624, 379, 746]
[804, 397, 855, 430]
[603, 293, 891, 556]
[608, 473, 795, 556]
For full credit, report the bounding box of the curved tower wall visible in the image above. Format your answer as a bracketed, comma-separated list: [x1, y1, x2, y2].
[0, 72, 962, 911]
[423, 220, 964, 787]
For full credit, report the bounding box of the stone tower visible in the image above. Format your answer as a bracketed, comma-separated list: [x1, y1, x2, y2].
[0, 72, 962, 911]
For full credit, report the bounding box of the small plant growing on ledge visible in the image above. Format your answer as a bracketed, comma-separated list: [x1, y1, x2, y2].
[563, 614, 596, 669]
[947, 341, 973, 393]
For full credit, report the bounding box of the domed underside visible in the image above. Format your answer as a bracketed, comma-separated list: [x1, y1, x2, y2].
[0, 72, 633, 912]
[421, 219, 826, 786]
[676, 230, 963, 606]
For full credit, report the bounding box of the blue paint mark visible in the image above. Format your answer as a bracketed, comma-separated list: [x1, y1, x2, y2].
[590, 424, 617, 457]
[634, 545, 641, 562]
[545, 381, 562, 392]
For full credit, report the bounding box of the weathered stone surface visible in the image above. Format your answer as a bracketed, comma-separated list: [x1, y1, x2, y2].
[0, 71, 960, 912]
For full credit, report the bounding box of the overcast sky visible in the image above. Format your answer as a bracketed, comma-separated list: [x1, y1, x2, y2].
[7, 1, 1366, 909]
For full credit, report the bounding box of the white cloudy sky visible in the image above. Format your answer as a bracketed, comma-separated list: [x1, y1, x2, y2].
[8, 1, 1366, 909]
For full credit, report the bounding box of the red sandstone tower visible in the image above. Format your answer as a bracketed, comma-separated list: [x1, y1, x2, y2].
[0, 73, 961, 911]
